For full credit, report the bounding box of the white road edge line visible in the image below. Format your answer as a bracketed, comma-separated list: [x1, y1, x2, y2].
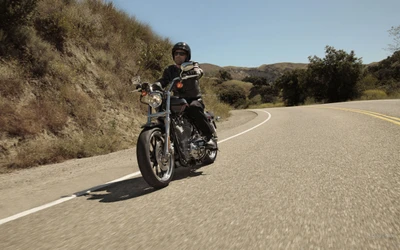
[0, 110, 271, 226]
[218, 110, 271, 143]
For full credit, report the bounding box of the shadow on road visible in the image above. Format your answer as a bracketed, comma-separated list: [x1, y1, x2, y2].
[84, 167, 204, 203]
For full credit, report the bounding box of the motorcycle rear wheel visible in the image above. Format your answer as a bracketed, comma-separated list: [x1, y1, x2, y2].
[202, 140, 218, 165]
[137, 128, 174, 189]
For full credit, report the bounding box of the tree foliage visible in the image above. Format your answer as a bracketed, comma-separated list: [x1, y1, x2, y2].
[275, 46, 363, 105]
[364, 50, 400, 94]
[242, 76, 268, 87]
[218, 84, 246, 108]
[243, 76, 279, 103]
[275, 69, 306, 106]
[306, 46, 363, 102]
[215, 69, 232, 84]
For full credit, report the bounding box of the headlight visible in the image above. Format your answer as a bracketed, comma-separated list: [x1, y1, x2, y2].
[141, 92, 162, 108]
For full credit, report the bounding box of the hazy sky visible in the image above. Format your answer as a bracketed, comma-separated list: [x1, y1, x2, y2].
[110, 0, 399, 67]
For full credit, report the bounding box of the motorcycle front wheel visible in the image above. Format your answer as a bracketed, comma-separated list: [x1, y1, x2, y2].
[136, 128, 174, 189]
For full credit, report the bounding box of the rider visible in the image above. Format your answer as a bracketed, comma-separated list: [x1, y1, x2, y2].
[153, 42, 217, 150]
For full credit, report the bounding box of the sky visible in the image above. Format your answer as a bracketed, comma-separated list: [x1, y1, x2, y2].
[110, 0, 399, 67]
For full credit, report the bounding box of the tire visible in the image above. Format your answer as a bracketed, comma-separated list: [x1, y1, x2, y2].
[136, 128, 174, 189]
[202, 140, 218, 165]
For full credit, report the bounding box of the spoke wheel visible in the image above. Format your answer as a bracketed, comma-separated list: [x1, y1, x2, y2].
[137, 128, 174, 188]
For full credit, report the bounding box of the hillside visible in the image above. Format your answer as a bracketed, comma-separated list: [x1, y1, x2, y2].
[201, 62, 308, 82]
[0, 0, 169, 171]
[200, 60, 388, 83]
[0, 0, 233, 172]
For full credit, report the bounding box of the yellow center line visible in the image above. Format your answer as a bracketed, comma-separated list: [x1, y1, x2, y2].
[337, 107, 400, 122]
[313, 106, 400, 127]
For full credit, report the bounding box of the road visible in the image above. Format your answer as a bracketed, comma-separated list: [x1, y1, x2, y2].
[0, 100, 399, 249]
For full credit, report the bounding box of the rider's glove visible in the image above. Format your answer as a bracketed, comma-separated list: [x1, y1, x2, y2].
[186, 70, 198, 76]
[151, 82, 163, 91]
[183, 70, 201, 78]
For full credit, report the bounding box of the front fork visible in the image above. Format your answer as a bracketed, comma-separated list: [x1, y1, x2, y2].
[146, 94, 172, 164]
[162, 95, 172, 164]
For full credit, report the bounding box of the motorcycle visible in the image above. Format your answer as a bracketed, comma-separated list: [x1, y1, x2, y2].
[135, 61, 218, 189]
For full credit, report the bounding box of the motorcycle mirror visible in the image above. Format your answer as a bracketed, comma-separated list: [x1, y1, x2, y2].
[181, 62, 195, 72]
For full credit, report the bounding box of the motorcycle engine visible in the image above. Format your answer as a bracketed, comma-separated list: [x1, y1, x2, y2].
[173, 117, 206, 161]
[189, 138, 207, 160]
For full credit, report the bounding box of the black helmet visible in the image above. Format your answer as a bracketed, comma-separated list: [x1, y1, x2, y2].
[172, 42, 191, 61]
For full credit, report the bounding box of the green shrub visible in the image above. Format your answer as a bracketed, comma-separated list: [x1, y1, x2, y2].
[218, 84, 247, 108]
[356, 73, 379, 92]
[360, 89, 387, 100]
[249, 94, 262, 106]
[201, 77, 231, 119]
[304, 97, 316, 105]
[388, 91, 400, 99]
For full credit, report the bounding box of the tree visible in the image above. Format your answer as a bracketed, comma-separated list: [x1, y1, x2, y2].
[366, 50, 400, 94]
[387, 25, 400, 53]
[305, 46, 363, 102]
[242, 76, 268, 87]
[243, 76, 278, 103]
[275, 69, 306, 106]
[215, 69, 232, 84]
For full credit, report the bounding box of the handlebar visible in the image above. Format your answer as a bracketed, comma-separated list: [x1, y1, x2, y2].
[134, 71, 198, 93]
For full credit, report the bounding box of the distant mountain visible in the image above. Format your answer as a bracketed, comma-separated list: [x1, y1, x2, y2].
[200, 63, 308, 82]
[201, 60, 382, 83]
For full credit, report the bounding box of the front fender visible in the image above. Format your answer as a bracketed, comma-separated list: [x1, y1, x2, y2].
[141, 122, 165, 131]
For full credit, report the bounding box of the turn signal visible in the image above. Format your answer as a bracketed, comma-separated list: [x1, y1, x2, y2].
[176, 82, 183, 89]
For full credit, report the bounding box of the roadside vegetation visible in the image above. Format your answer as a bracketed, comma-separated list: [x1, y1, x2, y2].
[217, 46, 399, 108]
[0, 0, 229, 172]
[0, 0, 398, 172]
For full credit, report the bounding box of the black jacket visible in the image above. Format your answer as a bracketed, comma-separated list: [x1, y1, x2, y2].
[157, 62, 203, 99]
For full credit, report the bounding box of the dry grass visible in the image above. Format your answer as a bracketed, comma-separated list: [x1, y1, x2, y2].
[201, 77, 231, 120]
[248, 102, 285, 109]
[0, 0, 163, 171]
[0, 0, 233, 172]
[0, 61, 26, 99]
[60, 84, 99, 128]
[360, 89, 388, 100]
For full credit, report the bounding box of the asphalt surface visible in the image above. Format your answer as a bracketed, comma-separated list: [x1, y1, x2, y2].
[0, 100, 399, 249]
